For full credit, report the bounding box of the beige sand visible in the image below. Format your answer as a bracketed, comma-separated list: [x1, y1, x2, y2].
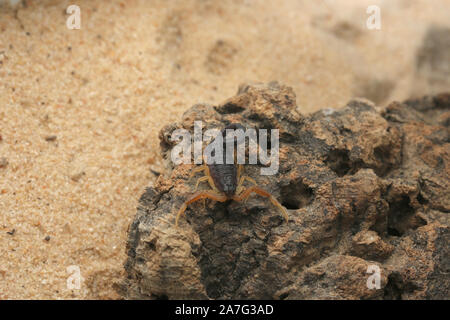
[0, 0, 449, 299]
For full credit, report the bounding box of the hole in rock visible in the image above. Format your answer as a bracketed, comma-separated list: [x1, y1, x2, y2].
[325, 149, 361, 177]
[373, 145, 394, 176]
[387, 195, 427, 236]
[214, 103, 245, 114]
[280, 179, 313, 210]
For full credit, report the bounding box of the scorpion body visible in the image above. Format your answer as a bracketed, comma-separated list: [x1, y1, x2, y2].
[175, 123, 288, 227]
[208, 162, 238, 198]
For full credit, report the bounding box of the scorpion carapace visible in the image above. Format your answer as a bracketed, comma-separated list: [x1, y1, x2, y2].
[175, 123, 289, 227]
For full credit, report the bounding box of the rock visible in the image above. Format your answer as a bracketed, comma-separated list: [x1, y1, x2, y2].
[120, 82, 449, 300]
[351, 230, 394, 261]
[275, 255, 388, 300]
[383, 223, 449, 299]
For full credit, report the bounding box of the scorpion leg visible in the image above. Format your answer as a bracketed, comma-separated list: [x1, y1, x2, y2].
[194, 176, 210, 191]
[235, 164, 257, 197]
[176, 190, 228, 227]
[236, 176, 257, 199]
[189, 165, 207, 178]
[233, 186, 289, 222]
[202, 167, 220, 192]
[192, 166, 220, 208]
[193, 176, 210, 209]
[237, 163, 243, 180]
[189, 150, 210, 179]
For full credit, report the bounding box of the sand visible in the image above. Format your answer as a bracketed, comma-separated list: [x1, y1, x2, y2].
[0, 0, 449, 299]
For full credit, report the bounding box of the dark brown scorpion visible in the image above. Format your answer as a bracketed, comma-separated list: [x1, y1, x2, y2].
[175, 123, 289, 227]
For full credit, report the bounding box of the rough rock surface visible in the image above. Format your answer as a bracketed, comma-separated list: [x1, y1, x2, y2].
[119, 83, 449, 300]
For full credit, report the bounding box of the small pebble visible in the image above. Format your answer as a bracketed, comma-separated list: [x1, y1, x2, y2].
[0, 157, 8, 168]
[71, 171, 85, 182]
[45, 135, 57, 142]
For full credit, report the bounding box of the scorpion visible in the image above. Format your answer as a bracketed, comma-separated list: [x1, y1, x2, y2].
[175, 123, 289, 227]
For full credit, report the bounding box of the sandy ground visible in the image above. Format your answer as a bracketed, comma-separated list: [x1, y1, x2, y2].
[0, 0, 449, 299]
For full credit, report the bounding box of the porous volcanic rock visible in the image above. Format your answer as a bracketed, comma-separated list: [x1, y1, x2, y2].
[119, 82, 449, 300]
